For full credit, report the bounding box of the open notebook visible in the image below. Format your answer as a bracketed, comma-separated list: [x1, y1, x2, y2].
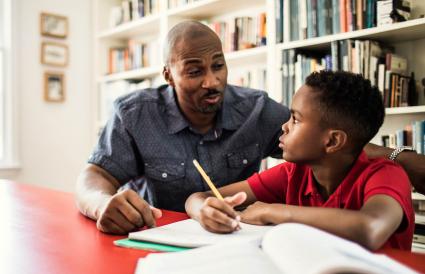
[134, 222, 417, 274]
[128, 218, 272, 248]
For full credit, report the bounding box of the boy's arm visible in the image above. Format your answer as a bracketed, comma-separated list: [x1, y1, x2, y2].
[243, 194, 403, 250]
[185, 180, 258, 233]
[365, 143, 425, 195]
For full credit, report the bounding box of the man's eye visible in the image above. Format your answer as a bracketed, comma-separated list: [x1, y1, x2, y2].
[188, 69, 201, 76]
[213, 63, 224, 70]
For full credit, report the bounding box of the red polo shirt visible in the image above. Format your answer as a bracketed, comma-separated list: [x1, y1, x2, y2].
[247, 151, 414, 250]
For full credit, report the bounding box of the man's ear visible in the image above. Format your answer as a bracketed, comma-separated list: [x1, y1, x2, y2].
[325, 129, 347, 153]
[163, 66, 175, 87]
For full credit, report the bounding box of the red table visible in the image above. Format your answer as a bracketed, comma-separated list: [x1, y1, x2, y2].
[1, 180, 424, 274]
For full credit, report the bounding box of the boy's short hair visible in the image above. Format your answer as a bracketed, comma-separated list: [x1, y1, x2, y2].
[305, 70, 385, 152]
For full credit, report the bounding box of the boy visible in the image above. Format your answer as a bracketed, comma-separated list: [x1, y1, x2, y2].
[185, 70, 414, 250]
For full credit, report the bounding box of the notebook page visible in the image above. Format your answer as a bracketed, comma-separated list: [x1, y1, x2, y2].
[129, 219, 272, 248]
[135, 242, 281, 274]
[262, 223, 417, 274]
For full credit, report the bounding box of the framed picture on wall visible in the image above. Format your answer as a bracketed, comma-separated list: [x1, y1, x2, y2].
[40, 12, 68, 39]
[41, 42, 68, 67]
[44, 72, 65, 102]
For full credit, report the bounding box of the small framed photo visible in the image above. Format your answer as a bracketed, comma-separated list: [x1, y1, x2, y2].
[40, 12, 68, 39]
[44, 72, 65, 102]
[41, 42, 68, 67]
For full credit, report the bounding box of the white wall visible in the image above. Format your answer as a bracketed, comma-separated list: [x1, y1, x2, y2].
[0, 0, 93, 192]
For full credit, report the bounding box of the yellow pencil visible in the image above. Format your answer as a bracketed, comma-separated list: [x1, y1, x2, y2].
[192, 159, 224, 200]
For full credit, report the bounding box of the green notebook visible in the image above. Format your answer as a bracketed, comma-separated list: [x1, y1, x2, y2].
[114, 238, 191, 252]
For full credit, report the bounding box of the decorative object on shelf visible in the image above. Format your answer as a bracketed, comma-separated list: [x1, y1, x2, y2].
[41, 42, 68, 67]
[44, 72, 65, 103]
[40, 12, 68, 39]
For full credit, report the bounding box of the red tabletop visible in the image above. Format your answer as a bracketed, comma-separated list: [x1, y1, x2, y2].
[1, 180, 424, 274]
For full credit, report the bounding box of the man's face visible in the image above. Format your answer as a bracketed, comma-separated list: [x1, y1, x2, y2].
[279, 85, 328, 164]
[165, 34, 228, 114]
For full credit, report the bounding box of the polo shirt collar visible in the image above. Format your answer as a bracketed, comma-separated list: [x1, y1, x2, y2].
[303, 151, 369, 197]
[163, 85, 247, 135]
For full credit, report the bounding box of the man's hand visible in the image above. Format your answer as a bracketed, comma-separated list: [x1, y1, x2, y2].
[96, 189, 162, 234]
[197, 192, 246, 234]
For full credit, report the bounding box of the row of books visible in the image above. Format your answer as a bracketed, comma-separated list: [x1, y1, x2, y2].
[280, 39, 415, 108]
[167, 0, 201, 9]
[382, 120, 425, 154]
[99, 77, 166, 127]
[275, 0, 412, 43]
[108, 39, 159, 74]
[207, 13, 267, 53]
[228, 67, 267, 91]
[109, 0, 160, 27]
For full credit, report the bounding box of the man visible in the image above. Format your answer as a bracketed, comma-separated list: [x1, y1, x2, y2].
[76, 21, 425, 235]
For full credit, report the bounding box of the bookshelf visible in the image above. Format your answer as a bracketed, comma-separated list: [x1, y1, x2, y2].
[93, 0, 425, 199]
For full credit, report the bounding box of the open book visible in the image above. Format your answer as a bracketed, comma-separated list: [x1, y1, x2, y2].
[134, 223, 417, 274]
[128, 219, 272, 248]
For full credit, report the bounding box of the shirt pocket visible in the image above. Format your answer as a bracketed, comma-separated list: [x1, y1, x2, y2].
[226, 143, 261, 169]
[144, 158, 186, 182]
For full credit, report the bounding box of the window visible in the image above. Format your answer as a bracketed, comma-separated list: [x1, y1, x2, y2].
[0, 0, 18, 168]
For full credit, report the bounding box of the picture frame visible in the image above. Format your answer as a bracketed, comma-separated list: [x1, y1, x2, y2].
[40, 12, 68, 39]
[44, 72, 65, 102]
[41, 42, 68, 67]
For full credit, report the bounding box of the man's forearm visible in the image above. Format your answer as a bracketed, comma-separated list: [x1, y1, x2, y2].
[365, 143, 425, 195]
[75, 165, 120, 220]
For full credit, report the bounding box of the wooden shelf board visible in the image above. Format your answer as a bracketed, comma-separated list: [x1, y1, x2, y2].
[277, 18, 425, 51]
[386, 106, 425, 115]
[167, 0, 265, 19]
[99, 66, 162, 82]
[225, 46, 267, 65]
[97, 14, 161, 40]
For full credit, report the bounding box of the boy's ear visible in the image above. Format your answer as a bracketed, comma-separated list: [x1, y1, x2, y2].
[163, 66, 175, 87]
[324, 130, 347, 153]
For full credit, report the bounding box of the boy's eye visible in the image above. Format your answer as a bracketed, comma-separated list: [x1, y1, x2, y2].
[292, 115, 299, 124]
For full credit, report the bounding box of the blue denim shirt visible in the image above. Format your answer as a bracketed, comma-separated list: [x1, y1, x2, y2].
[88, 84, 290, 211]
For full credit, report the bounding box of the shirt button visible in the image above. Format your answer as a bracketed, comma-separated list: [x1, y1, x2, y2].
[199, 141, 203, 145]
[242, 159, 248, 164]
[162, 173, 168, 178]
[181, 162, 185, 166]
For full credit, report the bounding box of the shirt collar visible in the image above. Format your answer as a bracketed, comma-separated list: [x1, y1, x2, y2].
[303, 150, 369, 197]
[163, 85, 250, 135]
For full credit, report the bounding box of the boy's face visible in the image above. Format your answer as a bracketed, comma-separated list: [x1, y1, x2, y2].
[279, 85, 329, 163]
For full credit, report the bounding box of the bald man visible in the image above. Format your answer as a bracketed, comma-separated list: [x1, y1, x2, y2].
[76, 21, 425, 234]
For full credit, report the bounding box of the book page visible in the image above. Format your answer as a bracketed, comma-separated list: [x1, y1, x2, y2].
[262, 223, 418, 274]
[129, 219, 272, 248]
[136, 242, 281, 274]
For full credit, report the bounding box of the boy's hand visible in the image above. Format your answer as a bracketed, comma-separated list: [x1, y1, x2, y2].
[240, 201, 272, 225]
[198, 192, 246, 233]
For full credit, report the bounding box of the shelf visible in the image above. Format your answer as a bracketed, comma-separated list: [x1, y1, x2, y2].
[167, 0, 265, 19]
[416, 214, 425, 225]
[225, 46, 267, 66]
[386, 106, 425, 115]
[97, 14, 161, 40]
[413, 192, 425, 201]
[99, 66, 162, 83]
[277, 18, 425, 51]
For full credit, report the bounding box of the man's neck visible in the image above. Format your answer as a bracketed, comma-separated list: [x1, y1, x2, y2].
[182, 108, 217, 134]
[310, 152, 357, 200]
